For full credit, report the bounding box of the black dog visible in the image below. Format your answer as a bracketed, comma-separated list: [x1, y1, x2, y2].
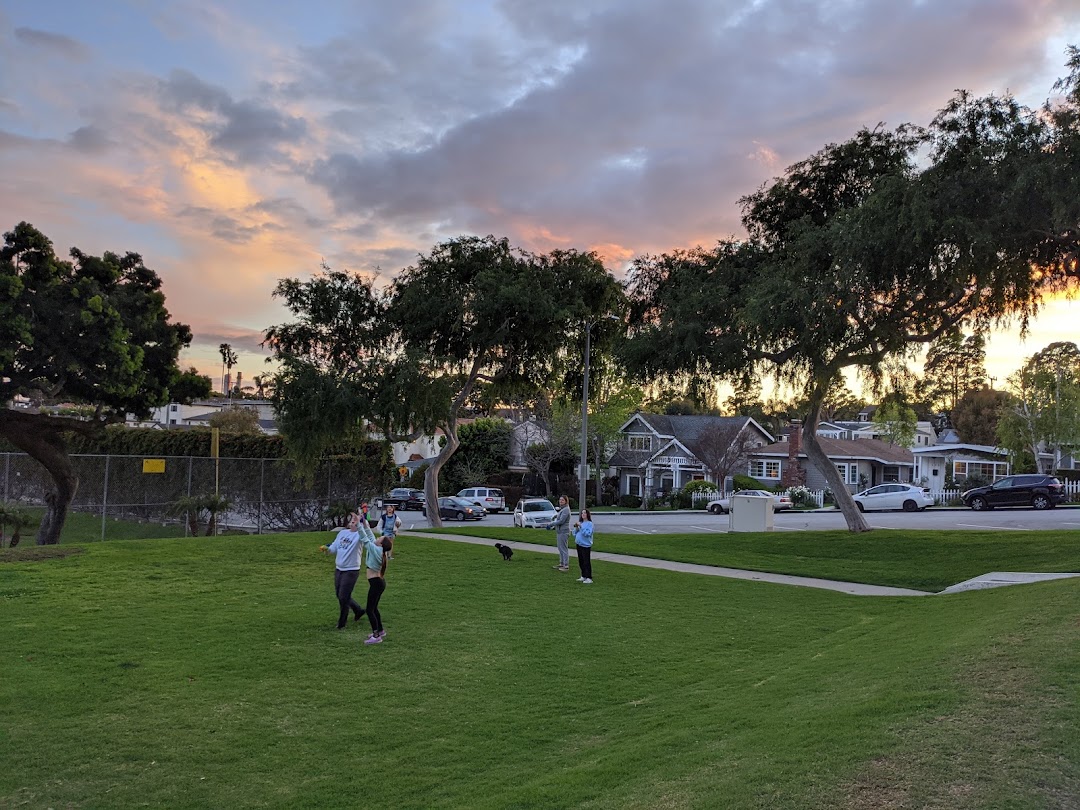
[495, 543, 513, 562]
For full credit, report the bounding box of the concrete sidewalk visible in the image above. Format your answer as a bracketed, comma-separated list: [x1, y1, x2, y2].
[416, 532, 930, 597]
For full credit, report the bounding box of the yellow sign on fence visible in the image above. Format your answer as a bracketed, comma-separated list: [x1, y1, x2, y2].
[142, 458, 166, 474]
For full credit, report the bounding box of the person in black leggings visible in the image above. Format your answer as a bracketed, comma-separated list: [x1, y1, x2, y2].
[361, 532, 392, 644]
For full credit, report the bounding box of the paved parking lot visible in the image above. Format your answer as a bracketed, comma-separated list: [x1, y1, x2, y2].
[403, 505, 1080, 533]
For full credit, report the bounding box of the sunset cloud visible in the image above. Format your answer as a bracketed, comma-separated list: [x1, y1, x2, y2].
[1, 0, 1078, 387]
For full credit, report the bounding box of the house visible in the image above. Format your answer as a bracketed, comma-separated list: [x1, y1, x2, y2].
[135, 399, 279, 434]
[816, 419, 937, 448]
[609, 413, 775, 497]
[749, 420, 917, 491]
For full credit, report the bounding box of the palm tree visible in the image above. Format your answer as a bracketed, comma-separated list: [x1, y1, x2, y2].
[218, 343, 238, 397]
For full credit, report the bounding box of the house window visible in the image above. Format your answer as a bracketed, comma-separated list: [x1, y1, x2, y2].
[170, 404, 178, 412]
[627, 435, 651, 452]
[749, 460, 781, 479]
[835, 463, 859, 485]
[953, 460, 1009, 481]
[626, 475, 641, 496]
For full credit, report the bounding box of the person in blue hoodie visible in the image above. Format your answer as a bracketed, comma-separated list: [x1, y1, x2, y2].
[573, 508, 594, 584]
[319, 511, 366, 629]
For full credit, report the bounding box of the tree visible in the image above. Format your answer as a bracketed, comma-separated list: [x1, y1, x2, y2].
[0, 222, 191, 544]
[953, 387, 1012, 446]
[687, 420, 761, 491]
[622, 83, 1073, 532]
[996, 342, 1080, 472]
[918, 330, 986, 419]
[585, 380, 642, 504]
[209, 405, 262, 435]
[266, 237, 624, 527]
[219, 343, 238, 396]
[872, 400, 917, 447]
[171, 367, 213, 403]
[524, 400, 579, 496]
[441, 417, 513, 492]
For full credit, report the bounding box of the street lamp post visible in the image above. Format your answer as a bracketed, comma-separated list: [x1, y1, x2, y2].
[579, 315, 616, 510]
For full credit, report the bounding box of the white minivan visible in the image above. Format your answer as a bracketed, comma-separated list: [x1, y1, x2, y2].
[456, 487, 506, 513]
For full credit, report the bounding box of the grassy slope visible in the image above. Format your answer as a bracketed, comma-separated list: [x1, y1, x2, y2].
[420, 526, 1080, 592]
[1, 533, 1078, 808]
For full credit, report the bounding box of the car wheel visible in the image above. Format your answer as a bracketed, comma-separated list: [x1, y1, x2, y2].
[457, 511, 466, 521]
[902, 499, 918, 512]
[709, 504, 721, 515]
[1032, 494, 1051, 510]
[855, 502, 865, 513]
[969, 496, 988, 511]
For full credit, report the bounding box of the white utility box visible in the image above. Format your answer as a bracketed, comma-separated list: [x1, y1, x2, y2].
[728, 492, 774, 532]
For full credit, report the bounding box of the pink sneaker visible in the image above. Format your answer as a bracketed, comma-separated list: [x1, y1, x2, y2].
[364, 634, 382, 645]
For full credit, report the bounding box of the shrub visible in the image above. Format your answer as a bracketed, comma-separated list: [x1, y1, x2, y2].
[617, 494, 642, 508]
[787, 485, 815, 507]
[732, 474, 762, 491]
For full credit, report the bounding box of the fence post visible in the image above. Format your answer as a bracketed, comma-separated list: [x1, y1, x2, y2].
[258, 458, 265, 535]
[186, 457, 193, 537]
[3, 452, 8, 503]
[101, 455, 111, 541]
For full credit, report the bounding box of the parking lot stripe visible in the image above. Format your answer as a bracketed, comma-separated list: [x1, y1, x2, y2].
[956, 523, 1026, 531]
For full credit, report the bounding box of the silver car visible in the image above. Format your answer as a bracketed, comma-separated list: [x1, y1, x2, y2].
[513, 498, 558, 528]
[852, 484, 934, 512]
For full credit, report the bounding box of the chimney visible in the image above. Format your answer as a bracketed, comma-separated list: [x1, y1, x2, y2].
[782, 419, 806, 487]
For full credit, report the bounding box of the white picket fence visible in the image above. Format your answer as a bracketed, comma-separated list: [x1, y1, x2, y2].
[690, 480, 1080, 509]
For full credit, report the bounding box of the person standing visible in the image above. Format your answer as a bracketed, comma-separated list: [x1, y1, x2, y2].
[550, 495, 571, 571]
[379, 503, 402, 558]
[359, 524, 392, 644]
[573, 508, 594, 584]
[318, 512, 365, 629]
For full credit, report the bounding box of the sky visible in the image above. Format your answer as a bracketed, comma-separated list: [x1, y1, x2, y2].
[1, 0, 1079, 397]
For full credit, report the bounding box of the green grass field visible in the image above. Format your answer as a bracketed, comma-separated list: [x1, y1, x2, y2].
[421, 526, 1080, 592]
[3, 531, 1080, 808]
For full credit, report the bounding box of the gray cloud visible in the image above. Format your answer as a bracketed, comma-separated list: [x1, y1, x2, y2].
[159, 69, 307, 165]
[14, 27, 91, 61]
[306, 0, 1077, 252]
[66, 125, 111, 154]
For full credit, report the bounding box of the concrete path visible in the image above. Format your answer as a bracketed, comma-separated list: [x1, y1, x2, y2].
[940, 571, 1080, 594]
[416, 532, 929, 597]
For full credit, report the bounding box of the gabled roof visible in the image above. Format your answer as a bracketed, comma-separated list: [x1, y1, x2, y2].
[618, 413, 774, 445]
[911, 443, 1006, 456]
[753, 437, 914, 465]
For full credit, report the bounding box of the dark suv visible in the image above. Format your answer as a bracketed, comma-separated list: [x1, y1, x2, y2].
[962, 475, 1066, 511]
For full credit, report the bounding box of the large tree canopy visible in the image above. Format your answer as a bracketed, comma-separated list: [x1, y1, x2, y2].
[266, 235, 624, 526]
[622, 69, 1080, 531]
[0, 222, 192, 543]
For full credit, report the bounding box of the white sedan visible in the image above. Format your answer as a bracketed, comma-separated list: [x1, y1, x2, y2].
[707, 490, 793, 514]
[513, 498, 559, 528]
[852, 484, 935, 512]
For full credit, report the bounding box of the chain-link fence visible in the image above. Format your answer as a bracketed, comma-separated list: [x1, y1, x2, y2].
[1, 452, 385, 540]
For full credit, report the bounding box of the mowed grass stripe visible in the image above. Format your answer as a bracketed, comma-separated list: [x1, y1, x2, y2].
[2, 533, 1079, 808]
[421, 526, 1080, 592]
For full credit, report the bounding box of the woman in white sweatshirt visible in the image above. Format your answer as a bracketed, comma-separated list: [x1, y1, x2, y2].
[319, 511, 366, 629]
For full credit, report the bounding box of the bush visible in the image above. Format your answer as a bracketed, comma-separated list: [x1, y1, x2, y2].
[732, 474, 762, 491]
[787, 485, 815, 507]
[617, 494, 642, 508]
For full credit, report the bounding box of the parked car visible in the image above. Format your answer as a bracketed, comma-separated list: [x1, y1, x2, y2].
[513, 498, 559, 528]
[962, 475, 1066, 511]
[376, 487, 426, 511]
[424, 496, 487, 521]
[707, 490, 793, 514]
[852, 483, 934, 512]
[456, 487, 505, 513]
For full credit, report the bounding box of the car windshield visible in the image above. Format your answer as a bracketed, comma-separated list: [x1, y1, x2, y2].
[523, 501, 554, 512]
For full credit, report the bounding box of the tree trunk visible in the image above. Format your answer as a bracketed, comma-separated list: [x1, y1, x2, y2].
[0, 410, 94, 545]
[801, 400, 872, 533]
[423, 356, 485, 529]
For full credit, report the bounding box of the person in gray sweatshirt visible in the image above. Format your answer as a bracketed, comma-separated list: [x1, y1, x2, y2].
[319, 512, 366, 629]
[549, 495, 571, 571]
